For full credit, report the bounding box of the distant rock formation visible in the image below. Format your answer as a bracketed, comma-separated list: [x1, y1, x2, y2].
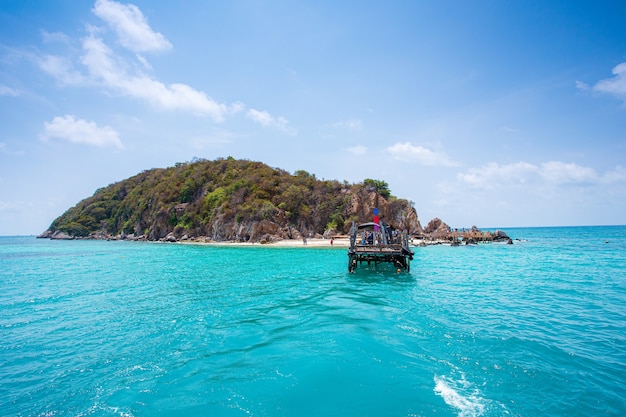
[38, 230, 73, 240]
[417, 220, 512, 244]
[423, 218, 450, 238]
[346, 185, 422, 233]
[492, 230, 512, 242]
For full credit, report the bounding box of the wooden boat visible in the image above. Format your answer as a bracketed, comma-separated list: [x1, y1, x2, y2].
[347, 221, 414, 273]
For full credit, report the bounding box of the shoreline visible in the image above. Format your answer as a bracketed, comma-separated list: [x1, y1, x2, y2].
[177, 236, 493, 248]
[36, 234, 510, 247]
[179, 237, 352, 248]
[37, 230, 514, 247]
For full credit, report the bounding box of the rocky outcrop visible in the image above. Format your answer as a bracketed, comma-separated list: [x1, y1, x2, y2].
[37, 230, 74, 240]
[492, 230, 511, 242]
[190, 190, 422, 243]
[416, 222, 513, 244]
[345, 188, 422, 233]
[423, 218, 450, 238]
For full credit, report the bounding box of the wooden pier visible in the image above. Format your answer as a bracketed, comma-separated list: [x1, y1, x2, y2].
[348, 222, 414, 273]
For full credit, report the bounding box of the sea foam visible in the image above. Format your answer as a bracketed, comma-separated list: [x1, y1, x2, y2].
[434, 373, 486, 417]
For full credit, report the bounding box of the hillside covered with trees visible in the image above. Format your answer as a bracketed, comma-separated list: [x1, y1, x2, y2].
[40, 157, 422, 242]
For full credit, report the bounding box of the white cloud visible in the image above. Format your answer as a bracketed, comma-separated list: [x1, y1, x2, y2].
[33, 1, 289, 129]
[41, 115, 124, 149]
[602, 165, 626, 184]
[333, 119, 363, 131]
[93, 0, 172, 53]
[457, 161, 540, 189]
[578, 62, 626, 101]
[539, 161, 598, 184]
[228, 101, 246, 115]
[81, 34, 228, 120]
[135, 54, 152, 70]
[38, 55, 87, 86]
[41, 30, 72, 44]
[575, 80, 589, 91]
[346, 145, 368, 156]
[246, 108, 297, 135]
[0, 84, 20, 96]
[593, 62, 626, 97]
[456, 161, 610, 190]
[387, 142, 458, 167]
[246, 108, 273, 126]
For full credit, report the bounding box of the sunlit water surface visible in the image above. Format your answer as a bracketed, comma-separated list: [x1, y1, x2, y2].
[1, 226, 625, 416]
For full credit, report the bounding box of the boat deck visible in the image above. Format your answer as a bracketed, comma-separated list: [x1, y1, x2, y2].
[352, 243, 405, 255]
[347, 222, 414, 273]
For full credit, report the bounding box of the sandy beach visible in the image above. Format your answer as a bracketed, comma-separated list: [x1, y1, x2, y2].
[271, 237, 350, 247]
[181, 237, 351, 248]
[180, 236, 451, 248]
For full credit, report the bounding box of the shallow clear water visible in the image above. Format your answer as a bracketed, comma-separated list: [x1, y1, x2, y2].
[1, 226, 625, 416]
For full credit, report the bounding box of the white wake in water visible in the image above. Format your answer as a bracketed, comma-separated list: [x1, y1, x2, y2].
[434, 372, 486, 417]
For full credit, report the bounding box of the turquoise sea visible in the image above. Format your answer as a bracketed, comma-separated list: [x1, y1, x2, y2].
[1, 226, 625, 416]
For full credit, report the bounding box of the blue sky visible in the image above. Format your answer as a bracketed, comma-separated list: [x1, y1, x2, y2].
[1, 0, 625, 235]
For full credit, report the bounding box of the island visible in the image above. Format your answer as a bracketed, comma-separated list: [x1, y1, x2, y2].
[39, 157, 510, 245]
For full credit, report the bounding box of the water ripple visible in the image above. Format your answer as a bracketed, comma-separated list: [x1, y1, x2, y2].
[2, 229, 626, 416]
